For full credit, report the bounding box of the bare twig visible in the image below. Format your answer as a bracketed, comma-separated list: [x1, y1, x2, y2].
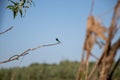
[0, 41, 61, 64]
[107, 57, 120, 80]
[97, 7, 114, 18]
[90, 0, 95, 15]
[0, 26, 13, 35]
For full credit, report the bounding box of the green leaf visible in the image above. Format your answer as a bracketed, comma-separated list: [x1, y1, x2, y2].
[10, 0, 19, 5]
[23, 0, 26, 3]
[13, 11, 16, 19]
[7, 5, 14, 9]
[19, 0, 25, 6]
[19, 8, 23, 17]
[13, 8, 18, 19]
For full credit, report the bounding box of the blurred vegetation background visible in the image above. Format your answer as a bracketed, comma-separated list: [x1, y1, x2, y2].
[0, 60, 119, 80]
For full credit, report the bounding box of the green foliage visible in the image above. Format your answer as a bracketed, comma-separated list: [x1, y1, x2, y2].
[0, 61, 119, 80]
[7, 0, 33, 19]
[112, 64, 120, 80]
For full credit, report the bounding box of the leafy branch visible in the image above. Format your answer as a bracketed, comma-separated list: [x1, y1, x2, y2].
[7, 0, 33, 18]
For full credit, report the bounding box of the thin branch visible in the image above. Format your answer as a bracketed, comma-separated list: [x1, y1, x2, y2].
[0, 41, 61, 64]
[0, 26, 13, 35]
[90, 53, 99, 60]
[97, 7, 114, 18]
[107, 57, 120, 80]
[90, 0, 95, 15]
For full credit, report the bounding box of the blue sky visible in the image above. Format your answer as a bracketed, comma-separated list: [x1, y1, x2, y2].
[0, 0, 119, 68]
